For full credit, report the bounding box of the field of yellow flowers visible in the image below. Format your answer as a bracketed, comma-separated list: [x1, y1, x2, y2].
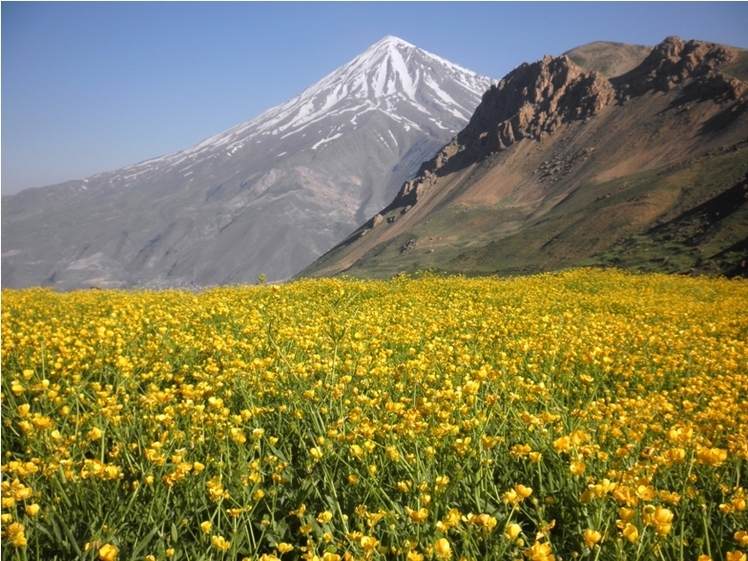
[2, 269, 748, 561]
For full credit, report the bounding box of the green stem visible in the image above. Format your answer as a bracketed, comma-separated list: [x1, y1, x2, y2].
[679, 453, 695, 561]
[634, 526, 647, 561]
[702, 508, 712, 560]
[536, 458, 544, 496]
[592, 514, 612, 561]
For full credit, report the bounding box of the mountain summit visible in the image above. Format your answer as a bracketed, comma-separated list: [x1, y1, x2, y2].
[232, 35, 490, 143]
[2, 37, 492, 289]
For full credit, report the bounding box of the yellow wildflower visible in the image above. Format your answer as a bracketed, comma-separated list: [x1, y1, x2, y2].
[211, 535, 231, 552]
[317, 510, 333, 524]
[276, 542, 294, 554]
[434, 538, 452, 559]
[506, 523, 522, 539]
[525, 541, 555, 561]
[622, 523, 639, 543]
[583, 529, 602, 548]
[405, 506, 429, 523]
[5, 522, 27, 548]
[360, 535, 379, 552]
[98, 544, 118, 561]
[734, 530, 748, 547]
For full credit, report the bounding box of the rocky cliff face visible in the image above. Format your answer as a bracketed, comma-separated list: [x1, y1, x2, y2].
[369, 37, 746, 219]
[613, 36, 739, 97]
[302, 37, 748, 280]
[375, 54, 615, 214]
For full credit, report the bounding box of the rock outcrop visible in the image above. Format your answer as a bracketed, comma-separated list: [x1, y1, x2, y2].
[466, 56, 614, 146]
[380, 54, 614, 213]
[374, 37, 746, 218]
[613, 36, 739, 98]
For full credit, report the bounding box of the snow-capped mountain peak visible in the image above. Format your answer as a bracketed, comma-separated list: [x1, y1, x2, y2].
[249, 34, 492, 135]
[4, 37, 493, 290]
[134, 36, 493, 170]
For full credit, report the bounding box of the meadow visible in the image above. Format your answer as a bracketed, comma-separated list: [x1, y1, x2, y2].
[1, 269, 747, 561]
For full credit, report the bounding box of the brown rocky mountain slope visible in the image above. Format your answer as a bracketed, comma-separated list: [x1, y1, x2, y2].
[301, 37, 748, 279]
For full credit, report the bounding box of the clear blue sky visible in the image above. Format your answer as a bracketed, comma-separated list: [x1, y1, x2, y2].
[2, 2, 747, 195]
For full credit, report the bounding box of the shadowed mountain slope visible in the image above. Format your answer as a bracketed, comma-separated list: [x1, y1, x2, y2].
[301, 37, 748, 280]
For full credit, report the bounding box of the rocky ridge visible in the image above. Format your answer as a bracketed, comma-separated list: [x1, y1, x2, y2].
[613, 36, 741, 97]
[364, 37, 745, 225]
[302, 37, 748, 279]
[365, 54, 615, 223]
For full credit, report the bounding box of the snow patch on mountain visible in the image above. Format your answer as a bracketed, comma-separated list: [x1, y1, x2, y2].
[312, 133, 344, 150]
